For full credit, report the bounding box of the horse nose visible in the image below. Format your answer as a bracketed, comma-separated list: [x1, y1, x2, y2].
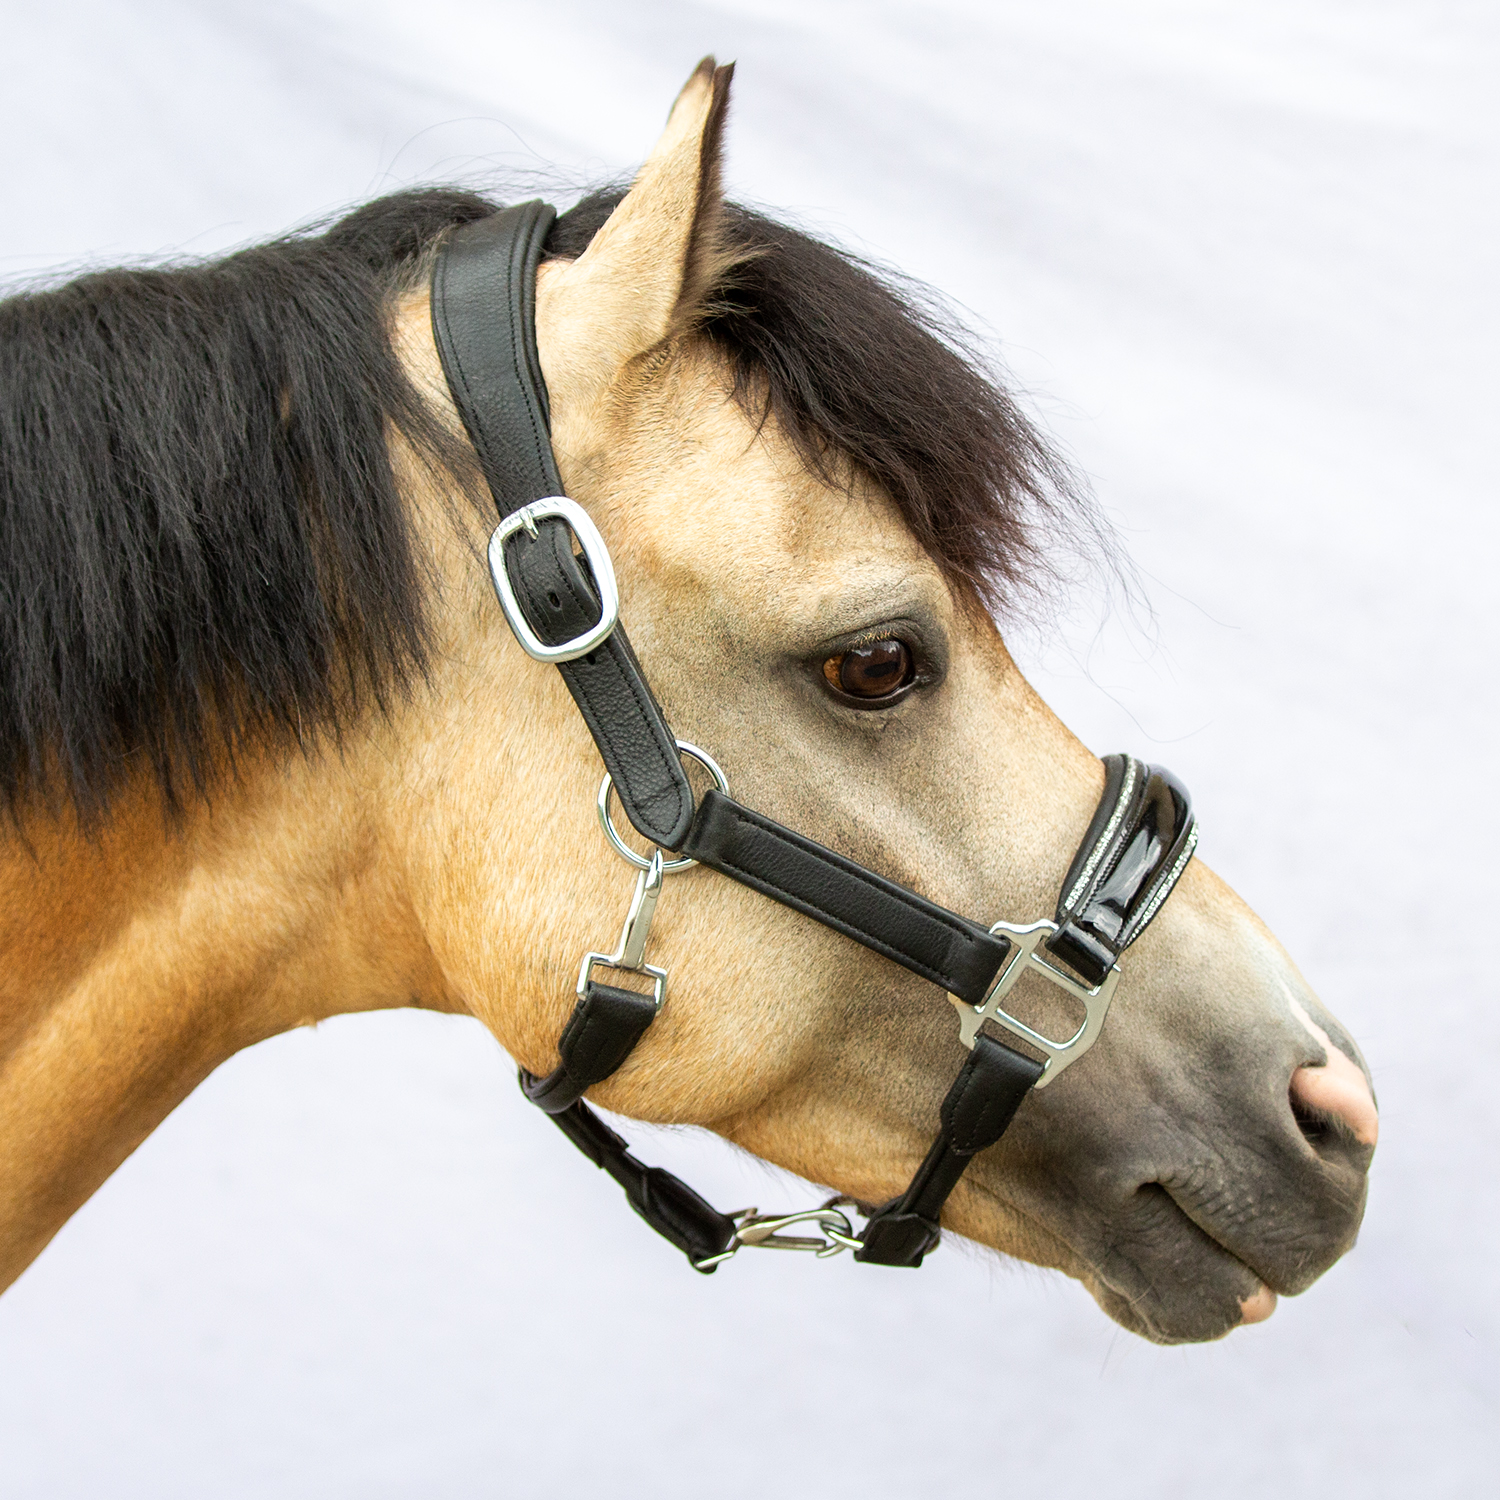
[1290, 1054, 1378, 1147]
[1233, 1024, 1375, 1327]
[1283, 987, 1378, 1149]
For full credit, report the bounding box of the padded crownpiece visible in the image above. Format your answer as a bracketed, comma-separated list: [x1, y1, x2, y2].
[431, 203, 696, 850]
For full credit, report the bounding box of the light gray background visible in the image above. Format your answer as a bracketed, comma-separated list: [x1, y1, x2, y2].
[0, 3, 1493, 1495]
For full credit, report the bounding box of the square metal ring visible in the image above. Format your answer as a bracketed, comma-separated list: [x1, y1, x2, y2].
[488, 496, 620, 664]
[949, 918, 1120, 1087]
[577, 951, 668, 1012]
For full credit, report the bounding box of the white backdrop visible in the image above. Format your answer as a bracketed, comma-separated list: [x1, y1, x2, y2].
[1, 3, 1494, 1495]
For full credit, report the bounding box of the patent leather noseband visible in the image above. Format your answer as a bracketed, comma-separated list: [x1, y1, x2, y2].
[431, 202, 1199, 1271]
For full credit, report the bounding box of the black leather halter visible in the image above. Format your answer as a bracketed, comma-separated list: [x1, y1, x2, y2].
[431, 202, 1199, 1271]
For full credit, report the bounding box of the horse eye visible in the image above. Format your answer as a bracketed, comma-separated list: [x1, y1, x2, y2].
[823, 639, 914, 700]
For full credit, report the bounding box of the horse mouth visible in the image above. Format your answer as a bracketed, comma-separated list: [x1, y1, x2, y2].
[961, 1169, 1360, 1346]
[1078, 1185, 1281, 1344]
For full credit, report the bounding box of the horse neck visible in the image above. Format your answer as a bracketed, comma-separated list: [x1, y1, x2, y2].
[0, 744, 449, 1292]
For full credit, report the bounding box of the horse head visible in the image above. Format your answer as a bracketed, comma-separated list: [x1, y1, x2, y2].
[382, 62, 1375, 1341]
[0, 61, 1373, 1346]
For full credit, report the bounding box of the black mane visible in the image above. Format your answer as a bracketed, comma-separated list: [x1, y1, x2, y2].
[0, 186, 1086, 823]
[0, 189, 491, 822]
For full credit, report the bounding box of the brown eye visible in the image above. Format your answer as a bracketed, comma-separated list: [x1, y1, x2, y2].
[823, 639, 914, 700]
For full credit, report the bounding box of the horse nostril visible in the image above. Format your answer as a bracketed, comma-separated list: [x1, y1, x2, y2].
[1291, 1089, 1334, 1146]
[1290, 1058, 1379, 1150]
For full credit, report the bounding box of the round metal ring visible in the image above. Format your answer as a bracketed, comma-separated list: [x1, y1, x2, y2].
[596, 741, 729, 873]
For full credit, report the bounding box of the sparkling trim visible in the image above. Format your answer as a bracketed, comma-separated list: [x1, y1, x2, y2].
[1121, 822, 1199, 945]
[1062, 758, 1139, 914]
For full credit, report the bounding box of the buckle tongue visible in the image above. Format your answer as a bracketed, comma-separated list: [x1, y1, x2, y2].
[489, 496, 620, 663]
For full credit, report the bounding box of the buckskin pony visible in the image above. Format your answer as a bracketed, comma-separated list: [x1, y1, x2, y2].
[0, 60, 1376, 1343]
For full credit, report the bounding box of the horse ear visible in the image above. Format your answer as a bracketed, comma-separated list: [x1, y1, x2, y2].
[536, 57, 735, 419]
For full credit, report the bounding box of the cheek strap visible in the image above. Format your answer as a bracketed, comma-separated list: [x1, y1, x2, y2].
[431, 202, 695, 851]
[853, 1034, 1042, 1267]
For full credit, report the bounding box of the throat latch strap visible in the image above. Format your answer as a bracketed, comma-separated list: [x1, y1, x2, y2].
[541, 1096, 739, 1268]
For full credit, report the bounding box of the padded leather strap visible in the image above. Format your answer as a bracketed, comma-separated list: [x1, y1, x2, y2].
[1046, 755, 1198, 985]
[541, 1094, 739, 1271]
[519, 981, 659, 1115]
[429, 200, 561, 507]
[499, 519, 695, 848]
[855, 1034, 1043, 1266]
[680, 789, 1012, 1004]
[519, 973, 734, 1268]
[431, 203, 694, 849]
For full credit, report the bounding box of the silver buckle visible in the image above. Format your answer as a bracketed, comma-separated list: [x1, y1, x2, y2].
[488, 496, 620, 664]
[577, 849, 668, 1012]
[949, 918, 1120, 1088]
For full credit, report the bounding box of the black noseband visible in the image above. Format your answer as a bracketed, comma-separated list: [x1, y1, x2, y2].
[431, 203, 1198, 1271]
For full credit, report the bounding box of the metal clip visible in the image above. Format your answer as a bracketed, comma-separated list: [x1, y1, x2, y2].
[692, 1205, 864, 1270]
[577, 849, 668, 1011]
[949, 918, 1120, 1088]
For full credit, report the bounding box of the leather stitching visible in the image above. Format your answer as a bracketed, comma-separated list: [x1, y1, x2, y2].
[703, 801, 1003, 997]
[431, 252, 493, 481]
[574, 650, 688, 834]
[435, 212, 690, 850]
[545, 532, 689, 840]
[950, 1085, 1012, 1154]
[510, 524, 688, 845]
[501, 220, 558, 497]
[565, 1007, 606, 1082]
[718, 800, 991, 943]
[434, 207, 555, 506]
[432, 210, 553, 510]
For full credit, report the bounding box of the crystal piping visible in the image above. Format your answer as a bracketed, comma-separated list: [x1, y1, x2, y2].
[1121, 823, 1199, 946]
[1062, 758, 1139, 915]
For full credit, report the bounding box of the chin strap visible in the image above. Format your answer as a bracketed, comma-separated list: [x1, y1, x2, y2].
[853, 1034, 1042, 1266]
[431, 202, 1200, 1273]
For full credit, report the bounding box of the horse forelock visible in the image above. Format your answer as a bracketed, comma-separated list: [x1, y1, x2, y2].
[547, 190, 1106, 617]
